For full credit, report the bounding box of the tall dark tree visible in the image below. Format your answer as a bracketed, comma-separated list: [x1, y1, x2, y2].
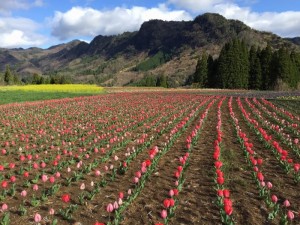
[194, 52, 208, 87]
[207, 55, 217, 88]
[156, 74, 168, 88]
[4, 65, 13, 85]
[259, 45, 272, 90]
[248, 46, 262, 90]
[272, 47, 298, 89]
[290, 51, 300, 86]
[216, 39, 249, 89]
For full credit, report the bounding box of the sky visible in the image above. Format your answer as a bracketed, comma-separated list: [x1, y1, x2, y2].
[1, 0, 300, 49]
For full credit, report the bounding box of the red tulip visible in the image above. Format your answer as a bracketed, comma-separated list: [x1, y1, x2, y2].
[257, 172, 264, 182]
[61, 194, 70, 203]
[224, 205, 233, 215]
[271, 195, 278, 203]
[23, 171, 29, 178]
[223, 189, 230, 198]
[163, 199, 170, 208]
[215, 161, 223, 169]
[217, 190, 223, 197]
[217, 176, 224, 185]
[1, 180, 8, 189]
[94, 222, 105, 225]
[173, 189, 179, 196]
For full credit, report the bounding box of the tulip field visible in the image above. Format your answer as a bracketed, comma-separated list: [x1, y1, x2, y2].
[0, 91, 299, 225]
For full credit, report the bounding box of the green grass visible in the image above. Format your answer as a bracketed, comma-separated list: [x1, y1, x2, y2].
[0, 84, 105, 105]
[0, 90, 101, 105]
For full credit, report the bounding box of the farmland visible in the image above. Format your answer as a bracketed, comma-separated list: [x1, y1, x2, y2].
[0, 85, 104, 105]
[0, 91, 299, 225]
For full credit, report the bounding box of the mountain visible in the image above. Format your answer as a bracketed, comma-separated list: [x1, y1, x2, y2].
[0, 13, 299, 86]
[285, 37, 300, 46]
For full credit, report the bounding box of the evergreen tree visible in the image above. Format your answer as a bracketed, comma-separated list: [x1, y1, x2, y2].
[4, 65, 13, 85]
[158, 74, 168, 88]
[290, 51, 300, 87]
[249, 46, 262, 90]
[260, 45, 272, 90]
[272, 47, 297, 88]
[32, 73, 41, 84]
[194, 52, 208, 87]
[207, 55, 217, 88]
[216, 39, 249, 89]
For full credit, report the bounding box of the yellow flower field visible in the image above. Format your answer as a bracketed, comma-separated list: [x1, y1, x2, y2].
[0, 84, 104, 93]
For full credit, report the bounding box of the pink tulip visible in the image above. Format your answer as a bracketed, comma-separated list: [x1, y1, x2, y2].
[135, 171, 141, 178]
[161, 209, 167, 219]
[55, 172, 61, 178]
[128, 189, 132, 195]
[33, 184, 39, 191]
[21, 190, 27, 197]
[287, 210, 294, 220]
[113, 201, 119, 209]
[271, 195, 278, 203]
[283, 200, 290, 207]
[40, 161, 46, 168]
[95, 170, 101, 176]
[266, 182, 272, 189]
[49, 208, 55, 215]
[169, 189, 174, 197]
[133, 177, 139, 184]
[141, 166, 147, 173]
[34, 213, 42, 223]
[119, 192, 124, 199]
[106, 203, 114, 213]
[41, 174, 48, 182]
[10, 176, 16, 183]
[1, 204, 8, 211]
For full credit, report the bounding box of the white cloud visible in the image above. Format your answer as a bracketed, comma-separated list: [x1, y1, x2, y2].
[169, 0, 300, 37]
[50, 5, 192, 40]
[0, 17, 47, 48]
[213, 3, 300, 37]
[0, 0, 44, 15]
[168, 0, 228, 13]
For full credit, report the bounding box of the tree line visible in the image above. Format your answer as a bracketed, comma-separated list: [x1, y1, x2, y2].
[193, 39, 300, 90]
[0, 66, 71, 85]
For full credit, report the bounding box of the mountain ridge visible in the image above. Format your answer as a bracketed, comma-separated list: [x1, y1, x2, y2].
[0, 13, 299, 86]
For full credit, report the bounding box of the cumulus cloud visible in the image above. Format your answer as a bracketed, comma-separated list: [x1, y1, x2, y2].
[169, 0, 300, 37]
[0, 0, 44, 15]
[50, 5, 192, 40]
[168, 0, 228, 13]
[0, 17, 47, 48]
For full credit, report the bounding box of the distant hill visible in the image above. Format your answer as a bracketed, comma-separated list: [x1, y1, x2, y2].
[0, 13, 299, 86]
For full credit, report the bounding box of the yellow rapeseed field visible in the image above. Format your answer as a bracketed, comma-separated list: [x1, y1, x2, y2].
[1, 84, 104, 93]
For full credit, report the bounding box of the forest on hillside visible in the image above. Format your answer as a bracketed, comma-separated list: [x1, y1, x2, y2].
[191, 39, 300, 90]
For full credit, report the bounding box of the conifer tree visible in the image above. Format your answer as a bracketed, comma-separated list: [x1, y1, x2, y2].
[4, 65, 13, 85]
[260, 45, 272, 89]
[194, 53, 208, 87]
[249, 46, 262, 90]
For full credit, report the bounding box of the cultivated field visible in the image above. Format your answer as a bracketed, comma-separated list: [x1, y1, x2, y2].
[0, 91, 299, 225]
[0, 84, 104, 105]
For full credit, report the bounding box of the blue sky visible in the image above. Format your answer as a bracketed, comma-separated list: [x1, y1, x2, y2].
[1, 0, 300, 48]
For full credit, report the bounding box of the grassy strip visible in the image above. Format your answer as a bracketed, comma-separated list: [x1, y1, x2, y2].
[0, 90, 100, 105]
[0, 84, 104, 105]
